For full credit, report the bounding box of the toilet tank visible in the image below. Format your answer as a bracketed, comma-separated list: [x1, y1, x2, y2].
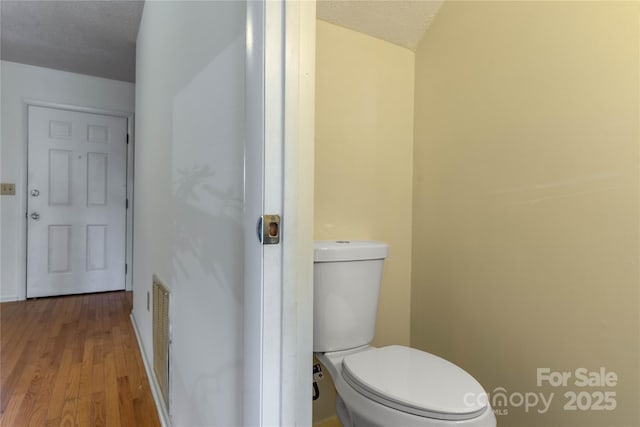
[313, 241, 388, 352]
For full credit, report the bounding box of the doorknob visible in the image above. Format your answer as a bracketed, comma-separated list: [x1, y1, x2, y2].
[30, 212, 40, 220]
[31, 189, 40, 197]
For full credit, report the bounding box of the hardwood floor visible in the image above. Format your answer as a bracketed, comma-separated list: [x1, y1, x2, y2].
[0, 291, 160, 427]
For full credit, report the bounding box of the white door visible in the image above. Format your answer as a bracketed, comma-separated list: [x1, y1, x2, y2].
[27, 105, 127, 298]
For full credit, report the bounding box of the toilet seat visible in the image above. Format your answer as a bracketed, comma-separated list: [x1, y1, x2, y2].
[341, 346, 488, 421]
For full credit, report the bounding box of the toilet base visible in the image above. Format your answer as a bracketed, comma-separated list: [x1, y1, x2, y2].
[335, 395, 352, 427]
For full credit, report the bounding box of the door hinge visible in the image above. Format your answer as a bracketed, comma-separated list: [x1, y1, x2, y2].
[126, 133, 130, 144]
[126, 198, 129, 209]
[125, 263, 128, 274]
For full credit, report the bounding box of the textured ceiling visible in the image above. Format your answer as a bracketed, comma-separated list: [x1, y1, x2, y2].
[317, 0, 444, 51]
[1, 0, 144, 82]
[0, 0, 440, 84]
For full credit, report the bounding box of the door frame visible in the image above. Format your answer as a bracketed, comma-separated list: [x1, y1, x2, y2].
[244, 0, 315, 424]
[21, 99, 134, 300]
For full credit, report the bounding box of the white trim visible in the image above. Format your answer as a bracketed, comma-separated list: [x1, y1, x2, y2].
[22, 98, 133, 118]
[243, 1, 268, 424]
[243, 2, 315, 425]
[0, 295, 19, 303]
[281, 1, 316, 424]
[262, 1, 285, 425]
[125, 115, 134, 291]
[20, 99, 134, 299]
[130, 312, 171, 427]
[244, 1, 292, 424]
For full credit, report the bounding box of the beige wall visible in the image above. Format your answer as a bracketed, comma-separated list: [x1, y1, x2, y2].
[314, 19, 414, 423]
[412, 2, 639, 427]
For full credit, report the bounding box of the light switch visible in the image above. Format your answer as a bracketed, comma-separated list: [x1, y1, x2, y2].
[0, 183, 16, 196]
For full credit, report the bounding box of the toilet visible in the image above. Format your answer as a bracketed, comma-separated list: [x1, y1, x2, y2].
[313, 240, 497, 427]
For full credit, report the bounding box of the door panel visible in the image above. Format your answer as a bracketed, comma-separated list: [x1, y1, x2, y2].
[87, 152, 108, 206]
[48, 225, 71, 273]
[27, 105, 127, 298]
[48, 149, 72, 205]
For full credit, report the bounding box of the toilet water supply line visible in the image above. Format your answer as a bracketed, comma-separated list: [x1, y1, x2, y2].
[313, 363, 323, 401]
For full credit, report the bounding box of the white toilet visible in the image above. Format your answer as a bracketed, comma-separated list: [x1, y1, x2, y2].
[314, 240, 497, 427]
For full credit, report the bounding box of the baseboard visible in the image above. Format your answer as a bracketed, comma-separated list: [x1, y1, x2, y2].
[130, 312, 171, 427]
[0, 295, 19, 303]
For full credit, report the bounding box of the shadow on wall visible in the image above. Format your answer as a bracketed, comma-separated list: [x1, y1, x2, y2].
[171, 163, 242, 297]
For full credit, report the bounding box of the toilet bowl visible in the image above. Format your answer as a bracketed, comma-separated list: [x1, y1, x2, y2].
[313, 241, 496, 427]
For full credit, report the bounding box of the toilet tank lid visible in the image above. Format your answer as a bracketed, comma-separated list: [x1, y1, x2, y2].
[314, 240, 388, 262]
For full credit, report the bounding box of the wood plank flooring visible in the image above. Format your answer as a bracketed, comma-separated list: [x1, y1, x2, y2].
[0, 291, 160, 427]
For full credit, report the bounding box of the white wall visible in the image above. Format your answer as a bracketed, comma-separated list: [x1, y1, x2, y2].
[0, 61, 134, 301]
[134, 2, 246, 425]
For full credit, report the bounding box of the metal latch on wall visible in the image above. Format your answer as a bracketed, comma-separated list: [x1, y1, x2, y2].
[257, 214, 281, 244]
